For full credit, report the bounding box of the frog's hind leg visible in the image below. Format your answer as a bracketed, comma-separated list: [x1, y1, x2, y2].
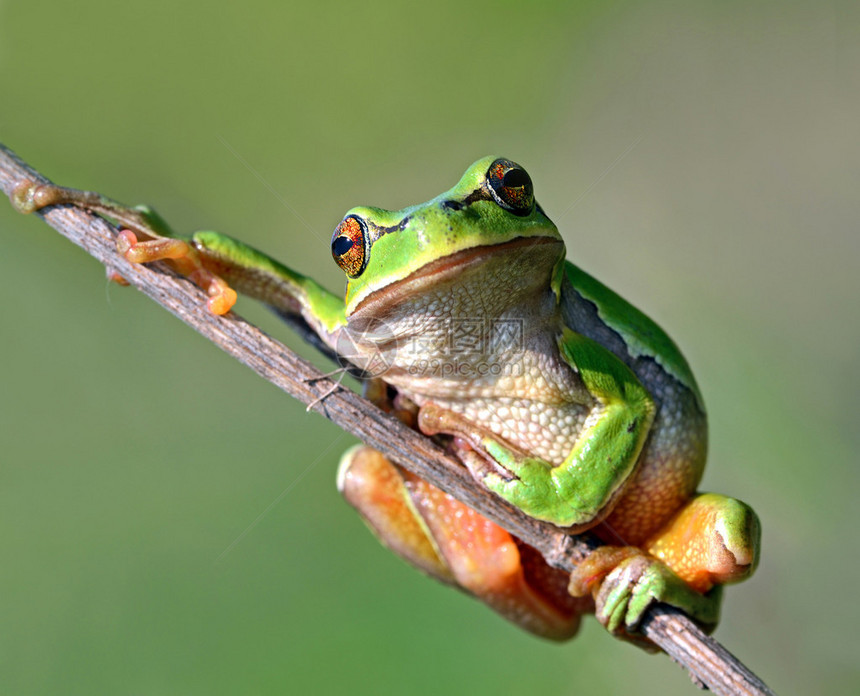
[11, 180, 239, 314]
[12, 181, 177, 237]
[644, 492, 761, 592]
[337, 444, 589, 640]
[11, 183, 193, 278]
[568, 492, 759, 643]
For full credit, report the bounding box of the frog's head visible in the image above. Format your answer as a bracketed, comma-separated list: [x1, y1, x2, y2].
[331, 157, 565, 322]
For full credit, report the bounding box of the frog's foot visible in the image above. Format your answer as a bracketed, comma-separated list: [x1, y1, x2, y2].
[644, 492, 761, 592]
[102, 231, 236, 314]
[568, 546, 722, 649]
[567, 491, 760, 647]
[11, 180, 239, 315]
[115, 230, 237, 315]
[337, 444, 589, 640]
[11, 181, 174, 236]
[12, 180, 93, 216]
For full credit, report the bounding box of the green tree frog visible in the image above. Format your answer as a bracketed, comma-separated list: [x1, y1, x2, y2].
[14, 157, 760, 645]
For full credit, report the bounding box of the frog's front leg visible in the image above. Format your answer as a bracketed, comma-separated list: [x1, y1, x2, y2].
[419, 328, 655, 530]
[12, 181, 346, 337]
[337, 444, 590, 640]
[568, 492, 760, 642]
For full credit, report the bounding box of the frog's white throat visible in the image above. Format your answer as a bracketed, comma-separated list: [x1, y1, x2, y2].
[348, 236, 564, 330]
[343, 237, 565, 385]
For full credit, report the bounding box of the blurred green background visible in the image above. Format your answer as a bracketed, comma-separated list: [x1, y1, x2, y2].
[1, 1, 857, 694]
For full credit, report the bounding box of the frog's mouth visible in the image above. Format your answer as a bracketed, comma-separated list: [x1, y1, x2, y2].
[350, 235, 564, 320]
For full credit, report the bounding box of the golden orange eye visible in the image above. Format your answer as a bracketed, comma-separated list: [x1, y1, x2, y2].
[331, 215, 369, 278]
[486, 158, 534, 216]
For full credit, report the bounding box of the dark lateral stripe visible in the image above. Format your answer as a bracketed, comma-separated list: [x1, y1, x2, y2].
[462, 186, 490, 206]
[373, 214, 412, 238]
[374, 186, 489, 238]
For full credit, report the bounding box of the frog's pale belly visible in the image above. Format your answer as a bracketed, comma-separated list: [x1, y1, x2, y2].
[388, 339, 595, 465]
[432, 395, 591, 465]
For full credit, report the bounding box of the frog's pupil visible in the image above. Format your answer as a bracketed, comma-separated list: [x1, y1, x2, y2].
[333, 236, 354, 256]
[503, 168, 530, 189]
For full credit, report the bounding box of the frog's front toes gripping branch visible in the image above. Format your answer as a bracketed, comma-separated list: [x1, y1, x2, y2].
[12, 179, 238, 315]
[114, 230, 237, 315]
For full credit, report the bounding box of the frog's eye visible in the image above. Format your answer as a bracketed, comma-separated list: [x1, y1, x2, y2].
[486, 158, 534, 216]
[331, 215, 369, 278]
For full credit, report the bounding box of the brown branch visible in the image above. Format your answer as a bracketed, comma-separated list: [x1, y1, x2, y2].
[0, 142, 775, 696]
